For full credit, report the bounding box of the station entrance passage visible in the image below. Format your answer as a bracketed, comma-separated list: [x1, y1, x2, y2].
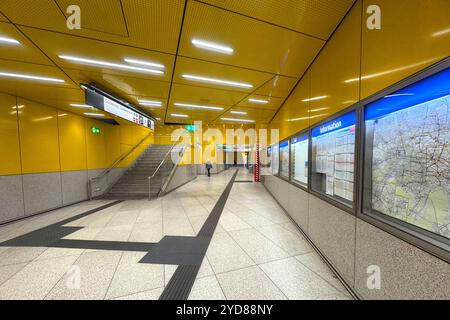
[0, 170, 351, 300]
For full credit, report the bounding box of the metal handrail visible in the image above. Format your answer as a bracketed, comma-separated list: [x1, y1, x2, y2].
[91, 131, 153, 181]
[148, 137, 182, 199]
[158, 145, 187, 197]
[88, 131, 153, 199]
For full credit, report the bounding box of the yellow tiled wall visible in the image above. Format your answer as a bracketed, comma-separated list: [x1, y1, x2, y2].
[0, 94, 153, 175]
[271, 0, 450, 139]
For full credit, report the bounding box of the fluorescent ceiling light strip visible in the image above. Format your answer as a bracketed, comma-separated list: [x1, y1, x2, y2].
[287, 113, 329, 122]
[171, 113, 188, 118]
[432, 28, 450, 37]
[0, 71, 64, 83]
[302, 96, 327, 102]
[70, 103, 93, 108]
[84, 113, 104, 117]
[0, 36, 20, 44]
[191, 39, 234, 55]
[220, 117, 255, 123]
[174, 103, 223, 111]
[139, 100, 162, 107]
[124, 58, 165, 69]
[248, 98, 268, 104]
[230, 111, 247, 115]
[384, 93, 414, 98]
[182, 74, 253, 89]
[59, 55, 164, 75]
[309, 107, 329, 112]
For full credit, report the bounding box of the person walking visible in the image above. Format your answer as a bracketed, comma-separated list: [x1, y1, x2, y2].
[206, 159, 213, 177]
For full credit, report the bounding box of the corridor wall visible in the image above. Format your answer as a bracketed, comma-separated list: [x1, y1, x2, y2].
[266, 0, 450, 299]
[0, 93, 153, 223]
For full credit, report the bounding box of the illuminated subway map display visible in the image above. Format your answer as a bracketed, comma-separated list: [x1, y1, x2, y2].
[271, 144, 279, 175]
[291, 134, 309, 185]
[364, 67, 450, 239]
[311, 111, 356, 204]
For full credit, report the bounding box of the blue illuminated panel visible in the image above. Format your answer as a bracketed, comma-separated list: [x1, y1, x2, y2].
[312, 111, 356, 138]
[365, 67, 450, 120]
[292, 134, 308, 144]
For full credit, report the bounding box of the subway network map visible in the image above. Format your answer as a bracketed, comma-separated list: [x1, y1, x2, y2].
[371, 94, 450, 239]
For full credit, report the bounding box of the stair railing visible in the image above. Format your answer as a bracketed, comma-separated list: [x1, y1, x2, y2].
[148, 137, 184, 200]
[88, 131, 153, 199]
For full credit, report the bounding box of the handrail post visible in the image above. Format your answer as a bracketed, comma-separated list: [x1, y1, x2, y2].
[148, 176, 152, 201]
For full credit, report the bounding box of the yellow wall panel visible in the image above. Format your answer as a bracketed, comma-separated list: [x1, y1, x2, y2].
[104, 125, 121, 168]
[85, 118, 107, 170]
[309, 0, 361, 128]
[0, 93, 21, 175]
[58, 111, 87, 171]
[361, 0, 450, 99]
[18, 98, 60, 173]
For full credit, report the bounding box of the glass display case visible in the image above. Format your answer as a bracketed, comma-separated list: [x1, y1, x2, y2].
[290, 133, 309, 186]
[311, 111, 356, 206]
[363, 66, 450, 240]
[279, 140, 290, 179]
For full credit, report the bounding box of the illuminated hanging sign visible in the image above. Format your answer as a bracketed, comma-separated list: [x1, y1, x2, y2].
[103, 97, 154, 129]
[84, 84, 155, 130]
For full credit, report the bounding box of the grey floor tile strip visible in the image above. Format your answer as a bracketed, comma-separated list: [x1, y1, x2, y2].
[0, 200, 123, 248]
[159, 169, 239, 300]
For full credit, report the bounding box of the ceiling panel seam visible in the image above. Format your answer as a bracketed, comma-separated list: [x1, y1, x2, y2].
[194, 0, 328, 42]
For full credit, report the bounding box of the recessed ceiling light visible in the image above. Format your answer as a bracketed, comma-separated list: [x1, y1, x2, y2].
[191, 39, 234, 55]
[124, 58, 165, 69]
[0, 71, 64, 83]
[301, 96, 327, 102]
[0, 36, 20, 45]
[248, 98, 268, 104]
[174, 103, 223, 111]
[171, 113, 189, 118]
[58, 55, 164, 75]
[84, 113, 105, 117]
[230, 111, 247, 115]
[182, 74, 253, 89]
[139, 100, 162, 107]
[220, 117, 255, 123]
[70, 103, 93, 108]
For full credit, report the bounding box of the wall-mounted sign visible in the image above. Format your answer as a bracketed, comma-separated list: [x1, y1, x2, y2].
[91, 127, 101, 134]
[185, 124, 197, 132]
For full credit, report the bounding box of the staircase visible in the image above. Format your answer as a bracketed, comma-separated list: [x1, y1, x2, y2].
[105, 144, 174, 199]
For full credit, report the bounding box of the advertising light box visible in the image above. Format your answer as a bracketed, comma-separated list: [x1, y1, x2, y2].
[363, 66, 450, 240]
[311, 111, 356, 204]
[291, 134, 309, 186]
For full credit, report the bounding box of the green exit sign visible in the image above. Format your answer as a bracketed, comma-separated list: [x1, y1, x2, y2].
[91, 127, 101, 134]
[185, 124, 197, 132]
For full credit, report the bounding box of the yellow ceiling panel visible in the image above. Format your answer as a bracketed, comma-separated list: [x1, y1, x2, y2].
[237, 94, 283, 110]
[179, 1, 324, 77]
[0, 0, 185, 54]
[168, 101, 225, 120]
[0, 12, 7, 22]
[221, 107, 276, 122]
[174, 57, 273, 93]
[56, 0, 128, 37]
[65, 68, 170, 99]
[171, 83, 247, 107]
[253, 75, 298, 98]
[0, 22, 53, 66]
[200, 0, 355, 40]
[20, 27, 174, 82]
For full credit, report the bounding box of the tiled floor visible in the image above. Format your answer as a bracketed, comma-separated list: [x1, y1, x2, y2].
[0, 169, 352, 300]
